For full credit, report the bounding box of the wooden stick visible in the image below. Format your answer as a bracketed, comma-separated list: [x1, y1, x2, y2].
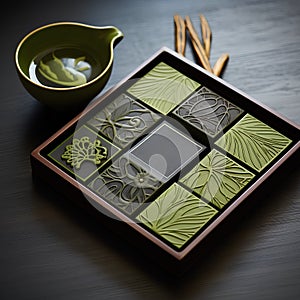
[174, 14, 186, 56]
[185, 16, 213, 73]
[199, 14, 212, 59]
[213, 53, 229, 77]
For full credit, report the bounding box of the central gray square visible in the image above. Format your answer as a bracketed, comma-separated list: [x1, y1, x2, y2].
[130, 122, 205, 180]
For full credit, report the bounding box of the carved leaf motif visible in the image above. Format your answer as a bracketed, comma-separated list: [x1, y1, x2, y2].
[216, 114, 292, 171]
[136, 183, 217, 248]
[127, 62, 200, 114]
[181, 149, 255, 209]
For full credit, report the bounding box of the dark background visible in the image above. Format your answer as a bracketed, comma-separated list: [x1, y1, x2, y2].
[1, 0, 299, 299]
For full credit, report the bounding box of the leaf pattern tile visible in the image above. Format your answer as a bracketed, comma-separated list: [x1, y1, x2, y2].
[173, 86, 243, 137]
[180, 149, 255, 209]
[127, 62, 200, 115]
[136, 183, 218, 249]
[88, 155, 162, 215]
[215, 114, 292, 172]
[87, 94, 160, 148]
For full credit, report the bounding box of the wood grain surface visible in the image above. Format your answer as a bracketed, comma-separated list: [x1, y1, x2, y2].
[1, 0, 299, 299]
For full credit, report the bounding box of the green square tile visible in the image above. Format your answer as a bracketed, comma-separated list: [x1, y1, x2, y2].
[215, 114, 292, 172]
[180, 149, 255, 209]
[127, 62, 200, 115]
[136, 183, 218, 249]
[48, 125, 120, 181]
[87, 93, 161, 148]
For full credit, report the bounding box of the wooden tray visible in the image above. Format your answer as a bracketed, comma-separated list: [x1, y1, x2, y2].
[31, 47, 300, 268]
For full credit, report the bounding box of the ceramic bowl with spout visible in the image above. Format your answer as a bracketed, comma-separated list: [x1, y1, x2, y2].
[15, 22, 124, 111]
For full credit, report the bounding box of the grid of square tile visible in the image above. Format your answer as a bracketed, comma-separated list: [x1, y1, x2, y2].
[46, 61, 293, 252]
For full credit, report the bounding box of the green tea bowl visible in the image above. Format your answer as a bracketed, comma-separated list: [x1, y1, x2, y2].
[15, 22, 123, 111]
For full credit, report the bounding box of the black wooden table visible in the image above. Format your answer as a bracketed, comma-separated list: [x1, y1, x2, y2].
[1, 0, 299, 299]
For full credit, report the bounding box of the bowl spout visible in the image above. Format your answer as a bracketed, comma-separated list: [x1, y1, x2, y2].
[93, 26, 124, 80]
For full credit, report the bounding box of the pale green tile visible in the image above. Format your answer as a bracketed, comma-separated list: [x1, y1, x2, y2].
[216, 114, 292, 172]
[136, 183, 217, 249]
[180, 149, 255, 209]
[127, 62, 200, 114]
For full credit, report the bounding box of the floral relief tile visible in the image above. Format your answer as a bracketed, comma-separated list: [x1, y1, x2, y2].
[88, 155, 162, 215]
[48, 125, 120, 181]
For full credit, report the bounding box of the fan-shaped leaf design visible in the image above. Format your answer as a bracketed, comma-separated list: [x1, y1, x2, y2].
[180, 149, 255, 209]
[216, 114, 292, 171]
[61, 136, 107, 169]
[136, 183, 217, 248]
[174, 86, 243, 137]
[127, 62, 200, 114]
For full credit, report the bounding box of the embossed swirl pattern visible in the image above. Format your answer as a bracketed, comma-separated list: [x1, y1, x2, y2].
[127, 62, 200, 114]
[174, 86, 243, 137]
[180, 149, 255, 209]
[87, 94, 160, 147]
[136, 183, 218, 248]
[216, 114, 292, 171]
